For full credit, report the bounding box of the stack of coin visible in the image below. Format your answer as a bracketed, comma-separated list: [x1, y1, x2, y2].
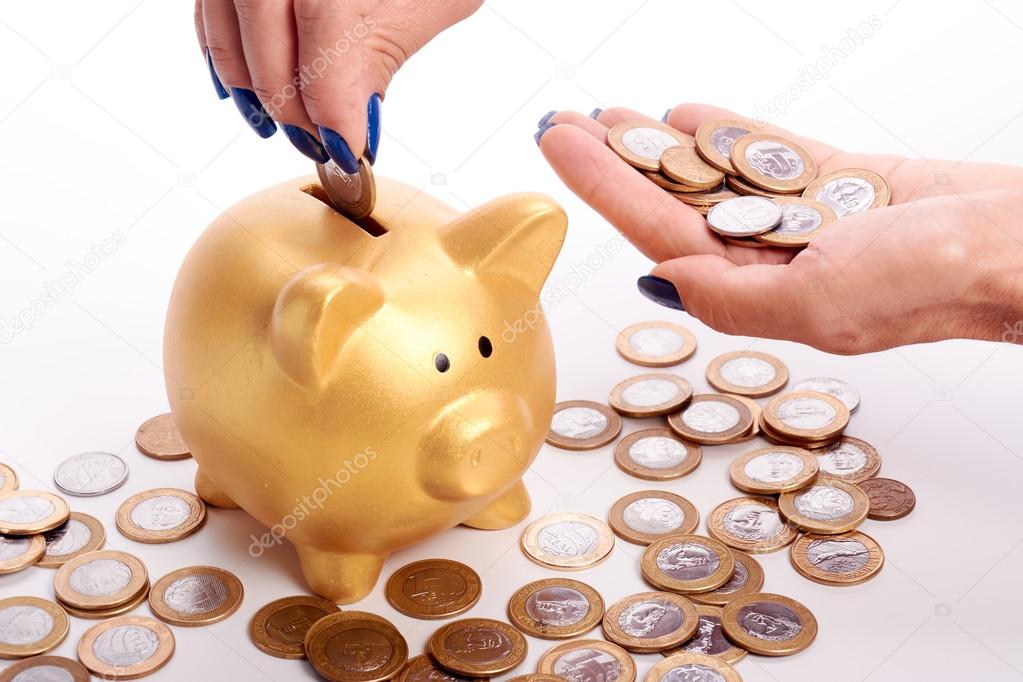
[53, 549, 151, 619]
[666, 394, 758, 446]
[759, 390, 850, 448]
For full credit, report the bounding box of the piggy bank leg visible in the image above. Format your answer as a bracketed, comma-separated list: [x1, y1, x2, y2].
[461, 480, 531, 530]
[295, 544, 384, 605]
[194, 469, 240, 509]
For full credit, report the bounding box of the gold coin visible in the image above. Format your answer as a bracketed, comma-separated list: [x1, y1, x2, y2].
[602, 592, 699, 653]
[0, 534, 45, 575]
[54, 549, 149, 611]
[0, 491, 70, 536]
[763, 391, 849, 443]
[507, 578, 604, 640]
[758, 417, 837, 449]
[135, 413, 190, 460]
[0, 463, 17, 492]
[661, 605, 747, 664]
[608, 491, 699, 545]
[646, 652, 741, 682]
[705, 350, 789, 398]
[386, 558, 481, 620]
[608, 374, 693, 418]
[520, 513, 615, 570]
[613, 429, 702, 481]
[721, 395, 762, 443]
[545, 401, 623, 451]
[790, 530, 884, 586]
[779, 476, 870, 534]
[0, 597, 68, 659]
[730, 133, 817, 194]
[660, 146, 725, 190]
[721, 235, 772, 249]
[725, 174, 791, 198]
[507, 676, 561, 682]
[615, 321, 697, 368]
[0, 655, 90, 681]
[316, 157, 377, 220]
[305, 611, 408, 682]
[536, 639, 635, 682]
[753, 196, 837, 248]
[720, 593, 817, 656]
[643, 171, 707, 193]
[115, 488, 206, 543]
[667, 395, 754, 446]
[607, 121, 696, 172]
[695, 119, 756, 174]
[428, 618, 527, 677]
[36, 511, 106, 569]
[250, 595, 340, 659]
[149, 565, 243, 626]
[688, 551, 764, 607]
[398, 655, 488, 682]
[76, 615, 174, 679]
[729, 446, 819, 494]
[642, 535, 734, 594]
[811, 436, 881, 483]
[58, 582, 150, 619]
[708, 496, 798, 554]
[802, 167, 891, 217]
[674, 185, 738, 208]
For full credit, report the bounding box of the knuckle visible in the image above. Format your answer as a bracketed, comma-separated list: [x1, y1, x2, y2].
[204, 42, 247, 82]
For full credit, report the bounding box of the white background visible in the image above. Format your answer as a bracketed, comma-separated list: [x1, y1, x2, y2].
[2, 1, 1023, 680]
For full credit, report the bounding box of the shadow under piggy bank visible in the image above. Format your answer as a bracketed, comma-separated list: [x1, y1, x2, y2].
[164, 175, 567, 604]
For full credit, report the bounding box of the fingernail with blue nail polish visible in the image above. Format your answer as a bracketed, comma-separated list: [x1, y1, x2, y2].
[282, 125, 329, 163]
[589, 108, 603, 119]
[231, 88, 276, 138]
[206, 48, 229, 100]
[660, 108, 671, 123]
[534, 122, 556, 145]
[366, 93, 382, 165]
[538, 110, 557, 128]
[318, 126, 359, 174]
[637, 275, 685, 311]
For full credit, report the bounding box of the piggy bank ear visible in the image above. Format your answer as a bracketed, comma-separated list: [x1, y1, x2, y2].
[270, 264, 384, 390]
[439, 193, 567, 293]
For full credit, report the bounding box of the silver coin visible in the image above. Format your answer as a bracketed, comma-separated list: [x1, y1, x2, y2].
[711, 126, 750, 158]
[662, 664, 725, 682]
[0, 535, 32, 561]
[813, 176, 875, 217]
[69, 558, 132, 596]
[743, 452, 805, 483]
[793, 485, 854, 520]
[0, 496, 55, 525]
[163, 574, 228, 614]
[0, 605, 54, 646]
[53, 451, 128, 497]
[772, 202, 824, 236]
[43, 518, 92, 557]
[553, 648, 621, 682]
[656, 543, 720, 581]
[744, 140, 805, 180]
[715, 561, 749, 594]
[719, 356, 776, 388]
[628, 328, 684, 357]
[706, 197, 782, 237]
[617, 599, 683, 638]
[792, 377, 860, 412]
[723, 503, 785, 541]
[681, 613, 732, 656]
[551, 407, 609, 439]
[129, 495, 191, 531]
[525, 586, 589, 626]
[92, 624, 159, 667]
[777, 396, 837, 430]
[11, 664, 76, 682]
[681, 401, 740, 434]
[816, 440, 869, 476]
[537, 521, 599, 558]
[621, 379, 680, 407]
[736, 602, 802, 641]
[628, 437, 688, 469]
[621, 127, 681, 161]
[806, 537, 870, 573]
[623, 498, 684, 534]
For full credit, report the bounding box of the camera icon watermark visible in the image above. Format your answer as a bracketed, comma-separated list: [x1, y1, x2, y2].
[51, 63, 71, 79]
[430, 172, 447, 186]
[177, 172, 197, 187]
[555, 64, 575, 79]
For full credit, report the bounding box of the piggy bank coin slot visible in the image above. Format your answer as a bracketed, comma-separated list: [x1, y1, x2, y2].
[299, 182, 387, 238]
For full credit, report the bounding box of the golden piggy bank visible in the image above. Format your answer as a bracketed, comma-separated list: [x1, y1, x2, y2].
[164, 175, 567, 603]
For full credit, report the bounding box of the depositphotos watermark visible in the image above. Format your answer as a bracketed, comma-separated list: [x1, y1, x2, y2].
[248, 446, 378, 557]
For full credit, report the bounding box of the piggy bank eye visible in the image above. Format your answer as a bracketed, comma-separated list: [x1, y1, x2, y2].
[478, 336, 493, 358]
[434, 353, 450, 373]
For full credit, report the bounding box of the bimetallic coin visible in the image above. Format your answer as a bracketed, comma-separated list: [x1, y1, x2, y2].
[250, 595, 340, 659]
[644, 171, 708, 193]
[687, 551, 764, 607]
[0, 654, 90, 681]
[546, 401, 623, 451]
[507, 676, 562, 682]
[135, 414, 190, 460]
[857, 478, 916, 520]
[615, 321, 697, 368]
[305, 611, 407, 682]
[792, 377, 860, 413]
[729, 447, 818, 494]
[608, 374, 693, 418]
[803, 168, 890, 217]
[53, 452, 128, 497]
[0, 492, 70, 536]
[706, 350, 789, 398]
[695, 119, 754, 174]
[602, 592, 699, 653]
[663, 605, 747, 664]
[779, 477, 870, 534]
[811, 436, 880, 483]
[0, 464, 18, 493]
[0, 597, 69, 660]
[613, 429, 702, 481]
[115, 488, 206, 544]
[725, 174, 789, 199]
[753, 196, 837, 248]
[57, 584, 150, 620]
[720, 593, 817, 656]
[0, 535, 45, 575]
[790, 530, 884, 586]
[660, 146, 725, 190]
[428, 618, 527, 677]
[54, 550, 148, 611]
[608, 122, 695, 172]
[706, 197, 782, 237]
[398, 655, 487, 682]
[36, 512, 106, 568]
[520, 513, 615, 570]
[536, 639, 636, 682]
[667, 395, 754, 446]
[76, 615, 174, 680]
[149, 566, 243, 626]
[641, 535, 735, 594]
[645, 652, 741, 682]
[674, 185, 739, 210]
[730, 133, 817, 194]
[316, 157, 378, 219]
[507, 578, 604, 640]
[608, 491, 699, 545]
[708, 497, 797, 554]
[763, 391, 850, 443]
[385, 559, 481, 619]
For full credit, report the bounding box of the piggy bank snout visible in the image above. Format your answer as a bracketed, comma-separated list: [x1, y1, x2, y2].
[418, 391, 535, 502]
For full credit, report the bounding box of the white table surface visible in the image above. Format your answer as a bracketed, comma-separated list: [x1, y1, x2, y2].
[2, 1, 1023, 680]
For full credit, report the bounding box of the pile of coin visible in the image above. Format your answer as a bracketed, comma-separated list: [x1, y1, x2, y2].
[607, 119, 891, 248]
